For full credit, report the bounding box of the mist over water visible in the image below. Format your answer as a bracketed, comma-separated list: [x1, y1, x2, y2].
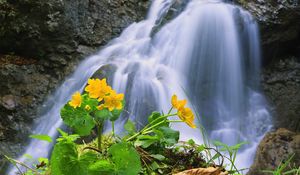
[8, 0, 272, 174]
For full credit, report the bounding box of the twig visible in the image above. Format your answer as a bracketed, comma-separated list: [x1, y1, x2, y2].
[176, 141, 226, 169]
[136, 146, 153, 163]
[82, 146, 101, 153]
[5, 155, 42, 175]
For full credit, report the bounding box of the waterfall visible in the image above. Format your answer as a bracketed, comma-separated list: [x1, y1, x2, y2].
[8, 0, 272, 174]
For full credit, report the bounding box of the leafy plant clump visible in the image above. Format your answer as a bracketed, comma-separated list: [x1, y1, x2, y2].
[7, 78, 248, 175]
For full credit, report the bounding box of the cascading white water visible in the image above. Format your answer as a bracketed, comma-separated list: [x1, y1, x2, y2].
[8, 0, 272, 174]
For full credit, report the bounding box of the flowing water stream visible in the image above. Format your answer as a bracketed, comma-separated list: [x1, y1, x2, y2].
[8, 0, 272, 174]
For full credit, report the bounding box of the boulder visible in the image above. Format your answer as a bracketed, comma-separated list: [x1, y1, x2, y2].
[248, 128, 300, 175]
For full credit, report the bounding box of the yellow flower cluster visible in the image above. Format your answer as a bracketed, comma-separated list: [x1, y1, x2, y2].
[69, 78, 124, 112]
[171, 95, 196, 128]
[85, 78, 112, 101]
[98, 90, 124, 111]
[69, 92, 82, 108]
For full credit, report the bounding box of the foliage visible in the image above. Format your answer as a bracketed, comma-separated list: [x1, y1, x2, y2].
[109, 142, 141, 175]
[8, 78, 254, 175]
[213, 140, 248, 173]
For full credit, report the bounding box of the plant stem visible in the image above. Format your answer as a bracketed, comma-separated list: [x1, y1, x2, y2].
[126, 113, 178, 142]
[142, 118, 182, 133]
[97, 122, 103, 151]
[126, 131, 142, 142]
[112, 121, 115, 137]
[167, 107, 173, 114]
[141, 113, 177, 132]
[126, 121, 163, 142]
[83, 146, 101, 153]
[168, 120, 182, 123]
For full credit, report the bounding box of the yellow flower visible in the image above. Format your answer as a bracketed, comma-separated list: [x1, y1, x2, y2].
[171, 94, 187, 109]
[69, 92, 82, 108]
[85, 78, 112, 101]
[103, 90, 124, 111]
[85, 105, 91, 111]
[171, 94, 196, 128]
[97, 104, 105, 110]
[177, 107, 196, 128]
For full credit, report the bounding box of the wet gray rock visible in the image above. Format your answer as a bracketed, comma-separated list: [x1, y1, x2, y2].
[0, 95, 17, 110]
[262, 57, 300, 132]
[91, 64, 118, 85]
[237, 0, 300, 63]
[248, 128, 300, 175]
[0, 0, 150, 60]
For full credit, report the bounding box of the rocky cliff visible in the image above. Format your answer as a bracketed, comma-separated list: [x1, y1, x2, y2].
[238, 0, 300, 64]
[0, 0, 149, 172]
[239, 0, 300, 174]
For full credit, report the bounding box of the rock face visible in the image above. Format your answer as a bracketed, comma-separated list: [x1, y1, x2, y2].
[248, 128, 300, 175]
[0, 0, 149, 173]
[0, 0, 149, 59]
[237, 0, 300, 64]
[262, 57, 300, 132]
[236, 0, 300, 131]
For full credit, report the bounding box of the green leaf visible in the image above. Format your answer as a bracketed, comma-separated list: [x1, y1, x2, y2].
[207, 153, 221, 164]
[73, 114, 95, 136]
[134, 135, 160, 148]
[150, 154, 165, 161]
[24, 170, 35, 175]
[155, 126, 179, 146]
[56, 128, 80, 143]
[50, 141, 78, 175]
[61, 104, 95, 136]
[94, 109, 111, 121]
[196, 144, 206, 152]
[29, 134, 52, 143]
[135, 139, 157, 148]
[38, 157, 49, 164]
[229, 141, 248, 151]
[23, 154, 33, 159]
[187, 139, 195, 146]
[148, 112, 161, 123]
[148, 112, 168, 127]
[88, 160, 115, 175]
[79, 152, 99, 174]
[150, 161, 160, 171]
[213, 140, 228, 147]
[51, 133, 98, 175]
[81, 94, 99, 111]
[109, 100, 125, 121]
[137, 135, 159, 140]
[283, 168, 300, 175]
[109, 142, 141, 175]
[124, 120, 136, 135]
